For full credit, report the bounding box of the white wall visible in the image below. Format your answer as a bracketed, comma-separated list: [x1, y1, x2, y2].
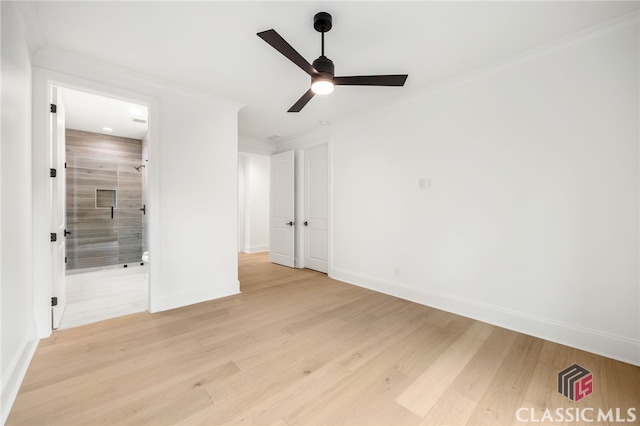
[0, 2, 38, 422]
[30, 46, 242, 334]
[157, 92, 239, 309]
[323, 18, 639, 365]
[238, 152, 270, 253]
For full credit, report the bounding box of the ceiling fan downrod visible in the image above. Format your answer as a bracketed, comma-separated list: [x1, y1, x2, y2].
[312, 12, 335, 82]
[257, 10, 408, 112]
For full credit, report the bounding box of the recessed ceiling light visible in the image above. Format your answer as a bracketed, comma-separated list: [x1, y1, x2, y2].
[129, 107, 142, 115]
[102, 127, 113, 132]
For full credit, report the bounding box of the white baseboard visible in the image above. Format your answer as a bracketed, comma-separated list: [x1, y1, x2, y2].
[243, 244, 269, 254]
[1, 331, 39, 424]
[157, 281, 240, 312]
[330, 268, 640, 367]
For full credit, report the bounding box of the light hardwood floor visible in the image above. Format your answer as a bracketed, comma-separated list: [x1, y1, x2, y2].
[8, 253, 639, 425]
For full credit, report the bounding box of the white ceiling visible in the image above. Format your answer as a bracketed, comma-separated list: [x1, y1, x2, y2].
[62, 88, 149, 140]
[28, 1, 639, 142]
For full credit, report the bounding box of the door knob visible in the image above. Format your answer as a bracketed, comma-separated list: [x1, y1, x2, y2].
[286, 221, 294, 226]
[304, 221, 308, 226]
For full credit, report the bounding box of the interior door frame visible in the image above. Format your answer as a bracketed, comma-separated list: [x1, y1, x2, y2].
[32, 67, 160, 338]
[295, 136, 333, 273]
[50, 86, 67, 329]
[269, 150, 296, 268]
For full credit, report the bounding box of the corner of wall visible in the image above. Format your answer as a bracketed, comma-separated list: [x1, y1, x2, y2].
[157, 284, 240, 312]
[1, 330, 38, 424]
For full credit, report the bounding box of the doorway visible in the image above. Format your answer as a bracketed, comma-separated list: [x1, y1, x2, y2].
[53, 86, 150, 329]
[267, 141, 330, 273]
[302, 143, 329, 273]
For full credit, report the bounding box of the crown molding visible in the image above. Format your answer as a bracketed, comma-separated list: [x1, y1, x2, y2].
[239, 134, 277, 155]
[12, 1, 47, 55]
[293, 9, 640, 141]
[32, 46, 245, 111]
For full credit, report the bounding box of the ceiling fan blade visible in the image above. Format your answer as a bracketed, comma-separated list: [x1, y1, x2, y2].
[334, 75, 408, 86]
[288, 89, 315, 113]
[257, 29, 317, 76]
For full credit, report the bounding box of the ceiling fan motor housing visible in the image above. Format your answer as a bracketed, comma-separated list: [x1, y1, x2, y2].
[314, 12, 332, 33]
[312, 55, 335, 79]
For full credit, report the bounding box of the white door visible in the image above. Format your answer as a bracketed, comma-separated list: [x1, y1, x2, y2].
[303, 144, 328, 273]
[51, 87, 67, 329]
[270, 150, 295, 267]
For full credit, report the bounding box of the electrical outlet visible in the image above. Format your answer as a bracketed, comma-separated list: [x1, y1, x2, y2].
[419, 178, 430, 189]
[394, 266, 401, 277]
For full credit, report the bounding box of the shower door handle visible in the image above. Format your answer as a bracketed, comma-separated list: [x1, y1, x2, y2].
[139, 205, 146, 215]
[111, 206, 114, 219]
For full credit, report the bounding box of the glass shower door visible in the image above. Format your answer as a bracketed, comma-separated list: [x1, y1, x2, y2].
[116, 156, 144, 265]
[66, 151, 119, 270]
[66, 129, 144, 271]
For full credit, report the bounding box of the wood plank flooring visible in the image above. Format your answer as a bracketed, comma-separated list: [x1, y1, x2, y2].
[7, 252, 640, 425]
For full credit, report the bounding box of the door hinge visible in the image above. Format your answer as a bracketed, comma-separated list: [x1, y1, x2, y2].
[50, 103, 57, 113]
[65, 256, 68, 264]
[50, 232, 57, 242]
[50, 168, 57, 178]
[51, 297, 58, 307]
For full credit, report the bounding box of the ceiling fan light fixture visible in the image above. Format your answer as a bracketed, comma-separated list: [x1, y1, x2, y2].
[257, 11, 408, 112]
[311, 77, 334, 95]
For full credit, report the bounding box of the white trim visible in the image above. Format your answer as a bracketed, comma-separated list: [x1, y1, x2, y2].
[243, 244, 269, 254]
[1, 331, 38, 425]
[291, 136, 333, 271]
[276, 10, 640, 148]
[330, 268, 640, 367]
[369, 10, 640, 120]
[295, 149, 305, 269]
[33, 46, 244, 111]
[239, 134, 277, 155]
[157, 283, 240, 312]
[11, 1, 44, 54]
[31, 67, 161, 335]
[327, 138, 334, 277]
[276, 130, 332, 154]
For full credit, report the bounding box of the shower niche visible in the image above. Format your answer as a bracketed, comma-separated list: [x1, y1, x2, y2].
[96, 189, 117, 209]
[66, 129, 146, 271]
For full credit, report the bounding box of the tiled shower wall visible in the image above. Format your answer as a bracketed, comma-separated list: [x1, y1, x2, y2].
[66, 129, 145, 270]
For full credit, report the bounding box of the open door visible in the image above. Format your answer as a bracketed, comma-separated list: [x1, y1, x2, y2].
[50, 87, 66, 329]
[303, 143, 328, 273]
[270, 150, 295, 267]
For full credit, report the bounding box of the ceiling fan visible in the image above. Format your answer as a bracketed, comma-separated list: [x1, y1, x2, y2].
[257, 12, 409, 113]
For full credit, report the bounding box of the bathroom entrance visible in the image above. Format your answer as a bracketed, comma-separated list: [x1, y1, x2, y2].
[65, 128, 146, 270]
[55, 86, 150, 329]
